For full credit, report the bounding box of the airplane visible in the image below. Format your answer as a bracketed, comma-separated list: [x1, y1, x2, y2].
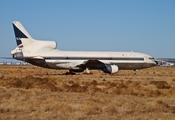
[157, 58, 175, 64]
[11, 21, 157, 74]
[157, 60, 174, 66]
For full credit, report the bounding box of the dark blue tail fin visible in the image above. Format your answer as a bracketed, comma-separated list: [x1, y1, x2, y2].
[12, 21, 33, 47]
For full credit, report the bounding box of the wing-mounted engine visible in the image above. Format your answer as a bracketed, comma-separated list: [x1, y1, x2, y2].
[102, 64, 119, 74]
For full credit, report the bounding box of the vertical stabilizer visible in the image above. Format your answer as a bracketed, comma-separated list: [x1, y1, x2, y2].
[12, 21, 33, 48]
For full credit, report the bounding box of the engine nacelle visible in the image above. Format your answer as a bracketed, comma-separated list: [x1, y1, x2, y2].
[102, 64, 119, 74]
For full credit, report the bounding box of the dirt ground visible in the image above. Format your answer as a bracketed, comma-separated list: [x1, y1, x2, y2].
[0, 65, 175, 120]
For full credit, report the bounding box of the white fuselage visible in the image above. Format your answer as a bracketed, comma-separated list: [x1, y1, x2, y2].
[16, 48, 156, 70]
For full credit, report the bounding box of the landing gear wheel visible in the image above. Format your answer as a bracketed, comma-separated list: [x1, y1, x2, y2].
[134, 69, 138, 75]
[65, 70, 76, 75]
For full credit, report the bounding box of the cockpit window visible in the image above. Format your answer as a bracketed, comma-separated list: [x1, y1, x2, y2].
[149, 57, 154, 60]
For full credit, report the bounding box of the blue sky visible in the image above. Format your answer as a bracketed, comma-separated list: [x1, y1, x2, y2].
[0, 0, 175, 62]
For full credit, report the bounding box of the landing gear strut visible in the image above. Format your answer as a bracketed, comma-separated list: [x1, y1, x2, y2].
[134, 69, 138, 75]
[86, 68, 90, 74]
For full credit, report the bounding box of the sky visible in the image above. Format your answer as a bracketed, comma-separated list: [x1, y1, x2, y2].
[0, 0, 175, 62]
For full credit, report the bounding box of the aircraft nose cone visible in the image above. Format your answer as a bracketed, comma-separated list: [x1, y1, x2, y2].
[154, 61, 158, 66]
[149, 61, 157, 67]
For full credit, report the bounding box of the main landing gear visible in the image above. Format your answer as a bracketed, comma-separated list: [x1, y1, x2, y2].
[65, 70, 76, 75]
[134, 69, 138, 75]
[65, 68, 91, 75]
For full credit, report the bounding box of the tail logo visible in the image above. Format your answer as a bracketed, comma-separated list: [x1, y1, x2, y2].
[12, 21, 33, 48]
[13, 24, 28, 39]
[13, 23, 28, 46]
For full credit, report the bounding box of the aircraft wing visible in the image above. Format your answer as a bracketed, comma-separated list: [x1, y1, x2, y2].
[83, 59, 107, 65]
[77, 59, 109, 69]
[24, 56, 49, 68]
[75, 59, 119, 74]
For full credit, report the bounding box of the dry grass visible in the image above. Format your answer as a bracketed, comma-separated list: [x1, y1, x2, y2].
[0, 65, 175, 119]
